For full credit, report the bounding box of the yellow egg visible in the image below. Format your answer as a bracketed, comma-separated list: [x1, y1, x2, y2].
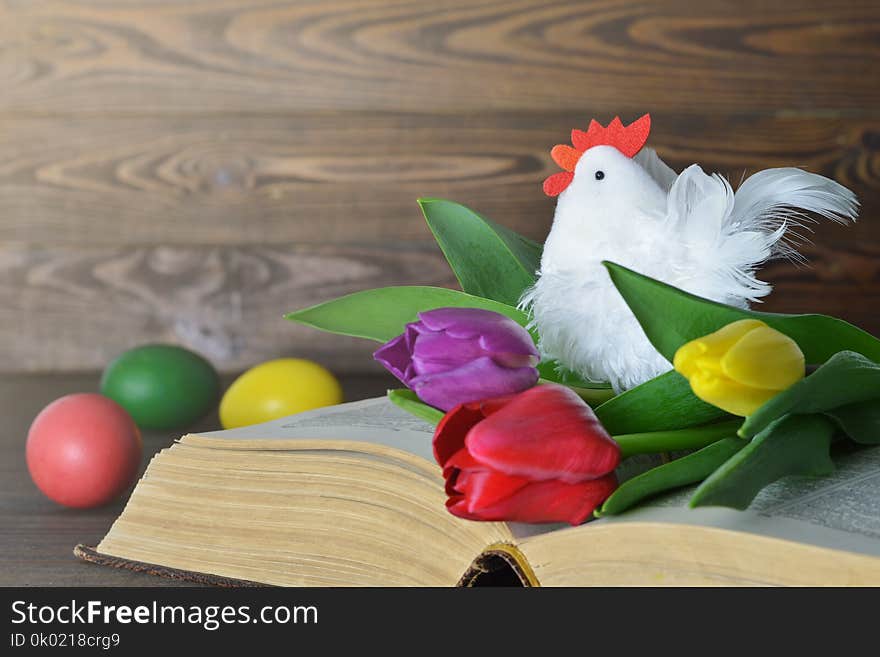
[219, 359, 343, 429]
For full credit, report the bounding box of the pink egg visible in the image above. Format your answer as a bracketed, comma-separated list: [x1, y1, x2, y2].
[26, 393, 142, 509]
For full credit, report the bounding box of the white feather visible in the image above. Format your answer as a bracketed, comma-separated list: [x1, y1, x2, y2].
[634, 147, 677, 192]
[523, 148, 859, 392]
[729, 167, 858, 260]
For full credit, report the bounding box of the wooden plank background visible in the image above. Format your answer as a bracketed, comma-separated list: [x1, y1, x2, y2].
[0, 0, 878, 373]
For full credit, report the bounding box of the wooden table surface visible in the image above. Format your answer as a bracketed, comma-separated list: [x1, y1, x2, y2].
[0, 372, 392, 586]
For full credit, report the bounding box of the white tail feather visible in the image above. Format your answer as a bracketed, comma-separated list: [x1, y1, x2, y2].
[661, 164, 859, 305]
[731, 168, 859, 257]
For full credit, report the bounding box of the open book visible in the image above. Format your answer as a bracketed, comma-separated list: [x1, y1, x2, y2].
[77, 398, 880, 586]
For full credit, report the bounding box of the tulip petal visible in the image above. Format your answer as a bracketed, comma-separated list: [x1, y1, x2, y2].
[674, 319, 767, 378]
[432, 395, 519, 468]
[411, 356, 538, 412]
[465, 384, 620, 482]
[720, 326, 805, 391]
[452, 468, 532, 511]
[444, 446, 483, 471]
[445, 496, 482, 521]
[443, 447, 488, 497]
[433, 404, 485, 467]
[416, 308, 538, 360]
[672, 339, 706, 379]
[446, 474, 618, 525]
[410, 331, 492, 375]
[372, 332, 413, 384]
[476, 395, 517, 417]
[688, 320, 767, 366]
[689, 370, 779, 417]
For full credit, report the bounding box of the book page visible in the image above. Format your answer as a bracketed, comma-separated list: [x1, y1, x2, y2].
[102, 397, 516, 586]
[600, 444, 880, 557]
[196, 398, 880, 557]
[194, 397, 436, 462]
[194, 398, 557, 541]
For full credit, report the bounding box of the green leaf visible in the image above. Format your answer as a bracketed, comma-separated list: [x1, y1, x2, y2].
[690, 414, 835, 510]
[598, 438, 747, 516]
[825, 400, 880, 445]
[614, 419, 742, 459]
[595, 370, 729, 435]
[285, 286, 530, 343]
[560, 383, 616, 406]
[419, 198, 542, 307]
[387, 389, 444, 426]
[740, 351, 880, 438]
[603, 261, 880, 365]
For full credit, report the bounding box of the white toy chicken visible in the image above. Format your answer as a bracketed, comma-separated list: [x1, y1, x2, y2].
[521, 114, 858, 392]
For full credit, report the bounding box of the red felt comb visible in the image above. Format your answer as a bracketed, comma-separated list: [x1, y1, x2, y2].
[543, 114, 651, 197]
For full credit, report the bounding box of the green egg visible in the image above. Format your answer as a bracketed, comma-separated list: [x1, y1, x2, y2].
[100, 344, 220, 431]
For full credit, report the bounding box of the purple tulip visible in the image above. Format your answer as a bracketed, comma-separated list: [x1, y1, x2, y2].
[374, 307, 540, 411]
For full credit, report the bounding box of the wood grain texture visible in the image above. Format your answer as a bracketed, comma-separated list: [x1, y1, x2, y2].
[0, 242, 455, 372]
[0, 1, 878, 372]
[0, 1, 878, 115]
[0, 113, 878, 246]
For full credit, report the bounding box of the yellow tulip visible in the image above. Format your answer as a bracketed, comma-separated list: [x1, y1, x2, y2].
[673, 319, 805, 417]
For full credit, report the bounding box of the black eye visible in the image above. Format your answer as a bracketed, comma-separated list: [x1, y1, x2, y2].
[595, 170, 605, 180]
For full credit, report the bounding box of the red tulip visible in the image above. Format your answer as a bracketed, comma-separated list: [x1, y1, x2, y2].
[433, 383, 620, 525]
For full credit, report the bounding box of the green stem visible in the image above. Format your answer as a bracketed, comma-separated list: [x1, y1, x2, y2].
[571, 385, 617, 406]
[539, 379, 617, 406]
[614, 419, 742, 459]
[387, 389, 445, 425]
